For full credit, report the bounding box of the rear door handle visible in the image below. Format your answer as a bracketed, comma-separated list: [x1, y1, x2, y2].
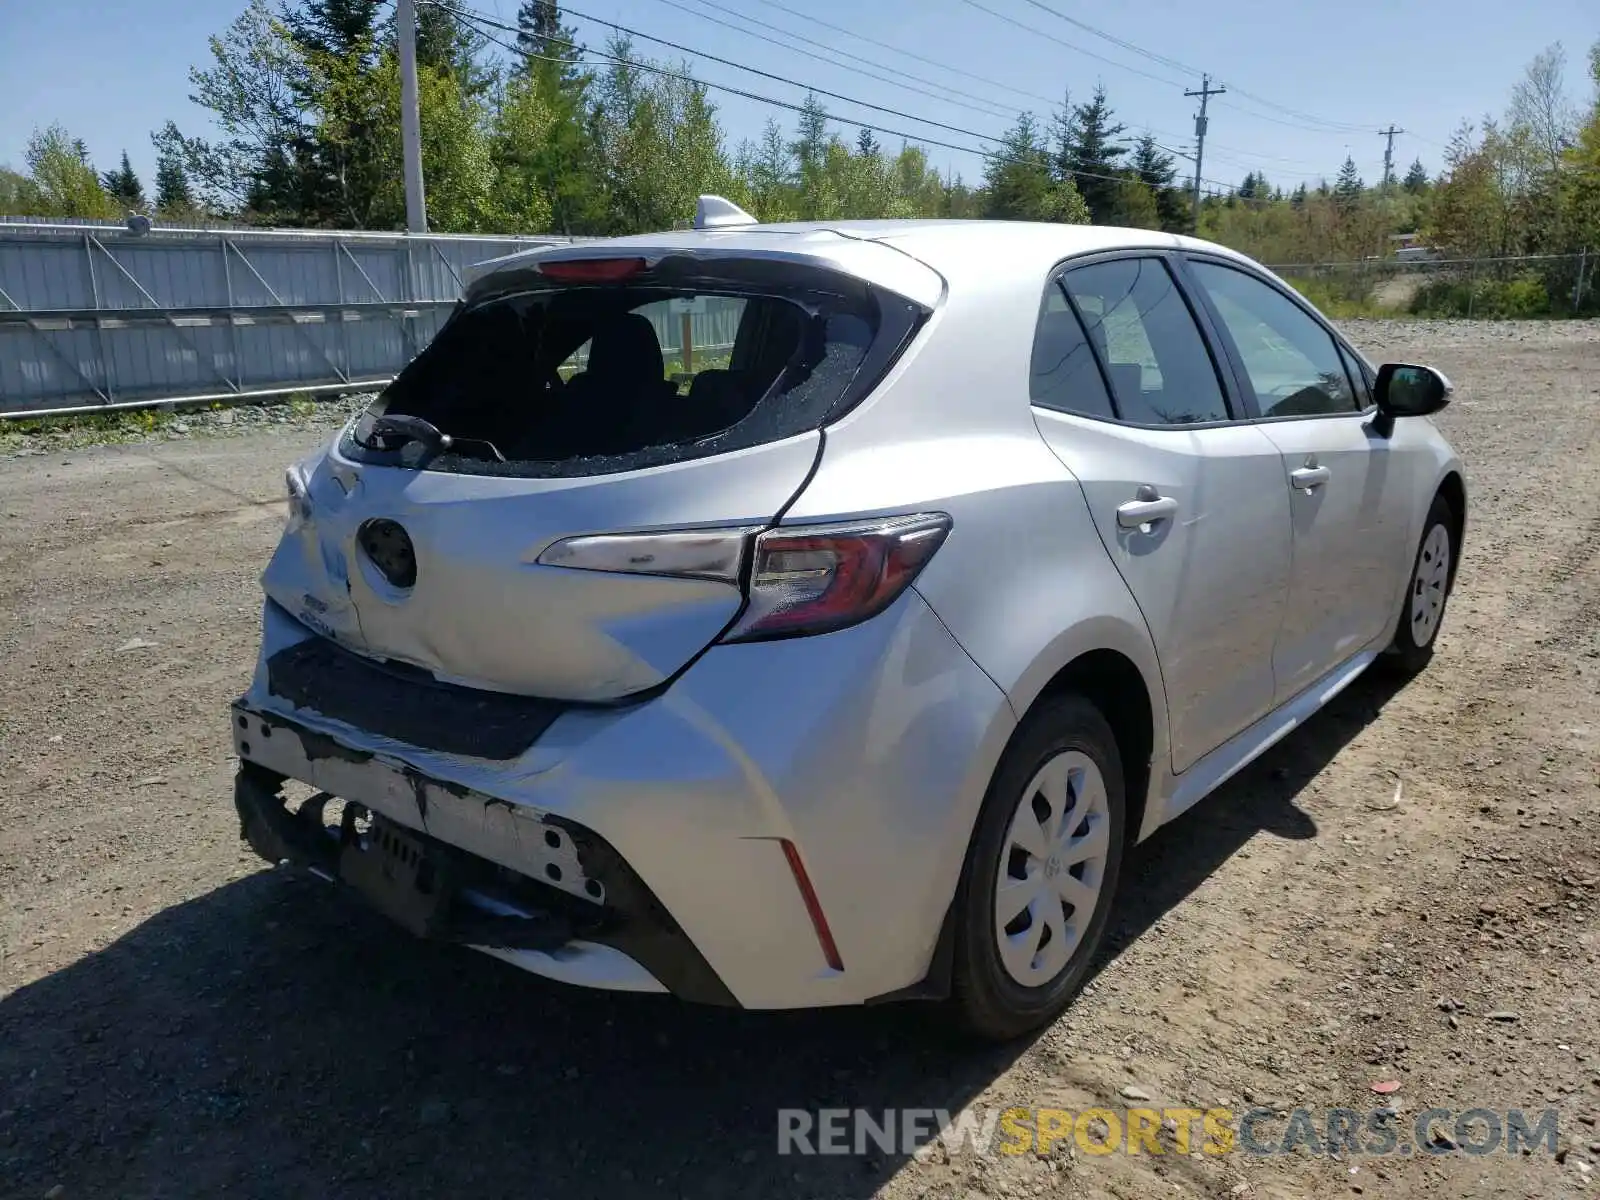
[1290, 465, 1331, 490]
[1117, 491, 1179, 529]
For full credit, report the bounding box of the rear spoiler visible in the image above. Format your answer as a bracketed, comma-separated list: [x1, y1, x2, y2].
[462, 233, 946, 311]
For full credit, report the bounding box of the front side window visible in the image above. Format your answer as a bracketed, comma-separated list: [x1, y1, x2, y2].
[1062, 258, 1231, 425]
[1188, 260, 1360, 418]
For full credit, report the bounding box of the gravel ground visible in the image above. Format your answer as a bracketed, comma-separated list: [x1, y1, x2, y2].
[1, 319, 1598, 1200]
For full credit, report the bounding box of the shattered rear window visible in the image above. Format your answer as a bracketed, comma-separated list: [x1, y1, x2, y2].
[342, 257, 921, 477]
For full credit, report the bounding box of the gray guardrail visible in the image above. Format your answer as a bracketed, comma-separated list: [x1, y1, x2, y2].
[0, 220, 569, 417]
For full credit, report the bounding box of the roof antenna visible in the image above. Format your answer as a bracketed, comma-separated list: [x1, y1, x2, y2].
[694, 195, 759, 231]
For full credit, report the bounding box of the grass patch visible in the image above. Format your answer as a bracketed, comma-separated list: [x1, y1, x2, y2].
[1281, 275, 1393, 319]
[0, 405, 178, 453]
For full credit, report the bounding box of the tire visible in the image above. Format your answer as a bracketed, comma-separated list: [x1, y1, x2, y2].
[949, 694, 1126, 1041]
[1384, 493, 1456, 676]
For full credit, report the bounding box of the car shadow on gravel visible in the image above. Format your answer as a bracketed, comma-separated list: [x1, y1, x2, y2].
[0, 669, 1409, 1200]
[1088, 667, 1410, 984]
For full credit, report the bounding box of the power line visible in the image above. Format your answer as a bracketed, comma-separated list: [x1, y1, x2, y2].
[1015, 0, 1198, 79]
[955, 0, 1193, 89]
[649, 0, 1017, 121]
[665, 0, 1261, 162]
[960, 0, 1380, 146]
[989, 0, 1378, 136]
[1008, 0, 1375, 135]
[437, 5, 1058, 175]
[437, 1, 1311, 207]
[1210, 98, 1370, 137]
[739, 0, 1064, 110]
[525, 0, 1034, 146]
[651, 0, 1373, 179]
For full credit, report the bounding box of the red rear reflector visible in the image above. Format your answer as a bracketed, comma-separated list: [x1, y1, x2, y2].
[779, 838, 844, 972]
[536, 257, 647, 283]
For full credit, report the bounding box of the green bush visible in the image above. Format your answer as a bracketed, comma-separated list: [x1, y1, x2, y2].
[1501, 276, 1550, 316]
[1409, 273, 1553, 318]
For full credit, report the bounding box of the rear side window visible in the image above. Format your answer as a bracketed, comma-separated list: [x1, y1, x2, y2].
[347, 260, 919, 477]
[1188, 260, 1360, 418]
[1062, 258, 1231, 425]
[1029, 284, 1115, 420]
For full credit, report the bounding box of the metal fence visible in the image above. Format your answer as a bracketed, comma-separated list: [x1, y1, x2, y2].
[0, 220, 753, 417]
[0, 220, 572, 417]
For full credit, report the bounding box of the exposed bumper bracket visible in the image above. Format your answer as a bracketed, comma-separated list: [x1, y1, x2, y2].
[235, 762, 575, 952]
[231, 705, 740, 1006]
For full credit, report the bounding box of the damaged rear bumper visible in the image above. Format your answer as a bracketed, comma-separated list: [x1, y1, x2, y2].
[231, 702, 735, 1004]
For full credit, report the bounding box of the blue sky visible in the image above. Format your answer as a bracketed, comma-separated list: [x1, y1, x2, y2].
[1, 0, 1595, 201]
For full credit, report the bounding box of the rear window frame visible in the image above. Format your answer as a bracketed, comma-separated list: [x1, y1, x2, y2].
[339, 256, 929, 478]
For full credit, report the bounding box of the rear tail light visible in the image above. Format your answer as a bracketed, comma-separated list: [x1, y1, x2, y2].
[721, 513, 951, 643]
[535, 528, 756, 583]
[536, 512, 951, 641]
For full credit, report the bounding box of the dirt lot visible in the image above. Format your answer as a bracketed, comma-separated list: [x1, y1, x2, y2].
[1, 319, 1598, 1200]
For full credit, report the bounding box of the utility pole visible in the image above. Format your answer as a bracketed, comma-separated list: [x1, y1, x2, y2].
[1184, 75, 1225, 232]
[397, 0, 428, 233]
[1378, 125, 1404, 192]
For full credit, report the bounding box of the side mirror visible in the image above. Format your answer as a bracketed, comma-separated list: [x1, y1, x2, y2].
[1372, 363, 1452, 437]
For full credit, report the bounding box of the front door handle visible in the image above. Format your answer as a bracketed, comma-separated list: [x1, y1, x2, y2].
[1117, 488, 1179, 529]
[1290, 465, 1331, 490]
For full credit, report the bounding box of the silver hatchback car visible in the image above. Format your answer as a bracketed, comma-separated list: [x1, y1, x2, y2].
[231, 200, 1465, 1039]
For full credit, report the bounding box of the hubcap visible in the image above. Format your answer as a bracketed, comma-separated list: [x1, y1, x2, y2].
[1410, 523, 1451, 646]
[994, 750, 1111, 987]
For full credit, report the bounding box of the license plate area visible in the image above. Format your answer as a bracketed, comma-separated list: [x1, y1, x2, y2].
[338, 812, 453, 938]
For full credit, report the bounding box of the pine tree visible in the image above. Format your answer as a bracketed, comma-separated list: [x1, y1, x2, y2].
[856, 127, 881, 159]
[416, 6, 487, 91]
[101, 150, 146, 210]
[1402, 157, 1430, 194]
[1334, 155, 1364, 207]
[1049, 88, 1076, 183]
[1061, 84, 1127, 222]
[507, 0, 604, 233]
[790, 93, 830, 175]
[742, 119, 796, 220]
[515, 0, 576, 72]
[152, 122, 196, 213]
[1131, 134, 1184, 231]
[284, 0, 383, 60]
[984, 112, 1088, 223]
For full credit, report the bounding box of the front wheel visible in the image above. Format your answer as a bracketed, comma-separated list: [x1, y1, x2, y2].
[949, 694, 1126, 1041]
[1386, 494, 1457, 675]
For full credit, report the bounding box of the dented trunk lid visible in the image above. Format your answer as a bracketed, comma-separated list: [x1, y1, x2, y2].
[262, 433, 818, 701]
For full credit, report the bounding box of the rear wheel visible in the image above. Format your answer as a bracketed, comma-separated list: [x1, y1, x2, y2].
[950, 694, 1126, 1041]
[1385, 494, 1456, 675]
